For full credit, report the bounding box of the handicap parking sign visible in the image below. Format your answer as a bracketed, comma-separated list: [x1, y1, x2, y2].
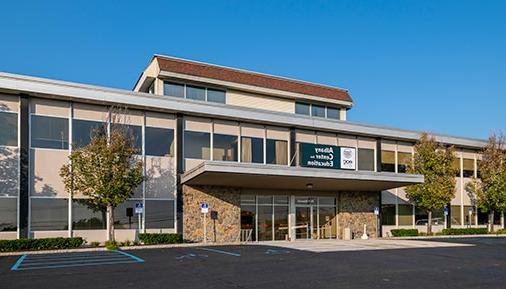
[135, 202, 143, 214]
[200, 202, 209, 214]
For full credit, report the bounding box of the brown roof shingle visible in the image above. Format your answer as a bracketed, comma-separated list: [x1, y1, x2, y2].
[155, 55, 353, 103]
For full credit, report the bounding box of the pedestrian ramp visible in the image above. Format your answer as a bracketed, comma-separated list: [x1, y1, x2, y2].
[11, 250, 144, 271]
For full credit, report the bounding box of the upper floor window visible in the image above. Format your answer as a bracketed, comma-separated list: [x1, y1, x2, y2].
[295, 102, 340, 120]
[397, 152, 412, 173]
[145, 127, 174, 157]
[31, 115, 69, 150]
[266, 139, 288, 165]
[381, 150, 395, 172]
[0, 111, 17, 147]
[358, 148, 374, 171]
[241, 136, 264, 164]
[184, 131, 210, 160]
[163, 81, 226, 104]
[213, 133, 238, 161]
[463, 158, 474, 178]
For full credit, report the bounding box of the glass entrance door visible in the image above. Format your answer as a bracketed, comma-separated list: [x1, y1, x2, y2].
[295, 206, 312, 239]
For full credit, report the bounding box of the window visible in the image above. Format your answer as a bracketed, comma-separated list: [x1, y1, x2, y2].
[415, 207, 444, 225]
[266, 139, 288, 165]
[184, 131, 210, 159]
[381, 150, 395, 172]
[163, 82, 184, 98]
[241, 202, 256, 241]
[146, 200, 175, 229]
[186, 85, 206, 101]
[477, 160, 482, 179]
[72, 119, 105, 149]
[463, 159, 474, 178]
[398, 204, 413, 225]
[145, 127, 174, 157]
[213, 134, 238, 161]
[451, 205, 461, 225]
[295, 102, 310, 115]
[397, 152, 412, 173]
[31, 115, 69, 149]
[72, 200, 106, 230]
[0, 112, 17, 146]
[311, 105, 325, 118]
[123, 125, 142, 153]
[114, 200, 140, 229]
[30, 198, 68, 230]
[381, 204, 395, 225]
[241, 137, 264, 163]
[358, 148, 374, 171]
[453, 158, 461, 177]
[326, 107, 340, 120]
[207, 89, 226, 103]
[0, 198, 17, 231]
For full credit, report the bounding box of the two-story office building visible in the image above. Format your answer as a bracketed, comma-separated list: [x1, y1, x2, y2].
[0, 55, 496, 243]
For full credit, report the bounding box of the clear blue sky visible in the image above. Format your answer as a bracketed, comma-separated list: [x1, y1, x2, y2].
[1, 1, 504, 140]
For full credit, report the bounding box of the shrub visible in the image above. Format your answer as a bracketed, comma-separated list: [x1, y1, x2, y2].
[0, 237, 84, 252]
[494, 229, 506, 235]
[90, 241, 101, 247]
[441, 228, 488, 235]
[139, 233, 183, 245]
[390, 229, 419, 237]
[105, 241, 119, 250]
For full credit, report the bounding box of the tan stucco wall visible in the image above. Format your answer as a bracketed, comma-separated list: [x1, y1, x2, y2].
[226, 89, 294, 113]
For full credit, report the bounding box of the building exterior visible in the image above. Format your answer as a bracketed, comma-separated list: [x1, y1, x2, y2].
[0, 55, 498, 243]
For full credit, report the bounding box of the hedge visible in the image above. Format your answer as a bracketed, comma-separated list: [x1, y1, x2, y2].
[391, 229, 419, 237]
[495, 229, 506, 235]
[138, 233, 183, 245]
[441, 228, 488, 235]
[0, 237, 84, 252]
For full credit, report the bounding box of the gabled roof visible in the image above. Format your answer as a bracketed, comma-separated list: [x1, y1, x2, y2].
[153, 55, 353, 103]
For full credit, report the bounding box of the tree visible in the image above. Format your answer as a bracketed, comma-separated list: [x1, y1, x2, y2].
[406, 133, 457, 235]
[466, 132, 506, 232]
[60, 114, 144, 242]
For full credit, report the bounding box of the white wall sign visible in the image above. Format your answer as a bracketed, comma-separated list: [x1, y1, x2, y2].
[340, 147, 356, 170]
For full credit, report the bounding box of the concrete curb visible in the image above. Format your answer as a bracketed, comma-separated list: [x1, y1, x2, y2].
[387, 234, 506, 240]
[0, 242, 241, 257]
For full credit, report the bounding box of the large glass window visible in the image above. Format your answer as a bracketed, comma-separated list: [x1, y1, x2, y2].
[207, 89, 226, 103]
[72, 119, 105, 149]
[453, 158, 461, 177]
[163, 82, 184, 98]
[124, 125, 142, 152]
[358, 148, 374, 171]
[397, 152, 412, 173]
[0, 198, 17, 231]
[72, 200, 106, 230]
[113, 200, 140, 229]
[398, 204, 413, 225]
[274, 205, 289, 240]
[184, 131, 210, 159]
[146, 200, 175, 229]
[463, 159, 474, 178]
[381, 150, 395, 172]
[415, 207, 445, 226]
[311, 105, 326, 118]
[326, 107, 340, 120]
[258, 201, 273, 241]
[31, 115, 69, 150]
[213, 134, 238, 161]
[145, 127, 174, 157]
[240, 195, 256, 242]
[241, 137, 264, 163]
[31, 198, 68, 230]
[381, 204, 395, 225]
[295, 102, 310, 115]
[186, 85, 206, 101]
[451, 205, 461, 225]
[266, 139, 288, 165]
[0, 112, 17, 146]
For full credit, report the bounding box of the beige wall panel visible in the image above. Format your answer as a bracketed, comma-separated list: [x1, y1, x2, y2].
[30, 149, 69, 197]
[0, 147, 18, 197]
[74, 230, 107, 243]
[381, 140, 396, 151]
[382, 190, 397, 205]
[114, 229, 137, 242]
[145, 111, 175, 128]
[451, 180, 462, 205]
[185, 159, 205, 172]
[358, 137, 376, 149]
[266, 126, 289, 140]
[213, 120, 239, 135]
[316, 132, 337, 145]
[0, 232, 17, 240]
[227, 90, 294, 113]
[33, 231, 68, 238]
[296, 130, 316, 143]
[73, 103, 109, 121]
[338, 135, 357, 147]
[184, 117, 211, 132]
[240, 123, 265, 138]
[462, 150, 476, 160]
[397, 187, 411, 204]
[145, 228, 176, 234]
[115, 109, 143, 125]
[145, 156, 176, 199]
[462, 178, 474, 206]
[0, 94, 19, 112]
[31, 98, 69, 117]
[397, 142, 413, 153]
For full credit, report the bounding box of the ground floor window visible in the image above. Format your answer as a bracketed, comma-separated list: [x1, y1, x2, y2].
[381, 204, 395, 225]
[0, 198, 17, 231]
[415, 207, 444, 226]
[145, 200, 175, 229]
[451, 205, 461, 226]
[72, 199, 106, 230]
[31, 198, 68, 231]
[398, 204, 413, 226]
[477, 210, 502, 225]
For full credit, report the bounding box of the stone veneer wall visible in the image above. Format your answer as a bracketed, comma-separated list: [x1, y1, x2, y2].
[183, 185, 241, 243]
[338, 191, 379, 239]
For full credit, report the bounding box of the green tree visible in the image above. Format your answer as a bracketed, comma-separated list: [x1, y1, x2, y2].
[406, 133, 457, 235]
[60, 115, 144, 242]
[466, 132, 506, 232]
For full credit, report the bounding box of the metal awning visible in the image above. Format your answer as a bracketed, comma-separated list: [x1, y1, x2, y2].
[181, 161, 424, 191]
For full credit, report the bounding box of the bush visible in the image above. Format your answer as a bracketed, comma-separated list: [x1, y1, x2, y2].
[0, 237, 84, 252]
[494, 229, 506, 235]
[390, 229, 419, 237]
[105, 241, 119, 250]
[139, 233, 183, 245]
[441, 228, 488, 235]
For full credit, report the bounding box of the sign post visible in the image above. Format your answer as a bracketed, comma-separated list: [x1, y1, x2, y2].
[443, 207, 449, 228]
[468, 207, 473, 228]
[374, 207, 380, 238]
[135, 202, 143, 234]
[200, 202, 209, 243]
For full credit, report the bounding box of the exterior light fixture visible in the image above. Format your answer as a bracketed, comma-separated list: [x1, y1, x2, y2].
[306, 183, 313, 190]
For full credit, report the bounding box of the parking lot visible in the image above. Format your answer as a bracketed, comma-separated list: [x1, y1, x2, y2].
[2, 238, 506, 289]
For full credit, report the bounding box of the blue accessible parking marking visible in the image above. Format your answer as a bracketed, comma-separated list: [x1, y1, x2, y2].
[10, 250, 144, 271]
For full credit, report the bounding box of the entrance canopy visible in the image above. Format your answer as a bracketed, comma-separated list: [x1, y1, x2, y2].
[181, 161, 424, 191]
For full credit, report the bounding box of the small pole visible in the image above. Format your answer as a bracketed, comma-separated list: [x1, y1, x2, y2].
[203, 212, 207, 244]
